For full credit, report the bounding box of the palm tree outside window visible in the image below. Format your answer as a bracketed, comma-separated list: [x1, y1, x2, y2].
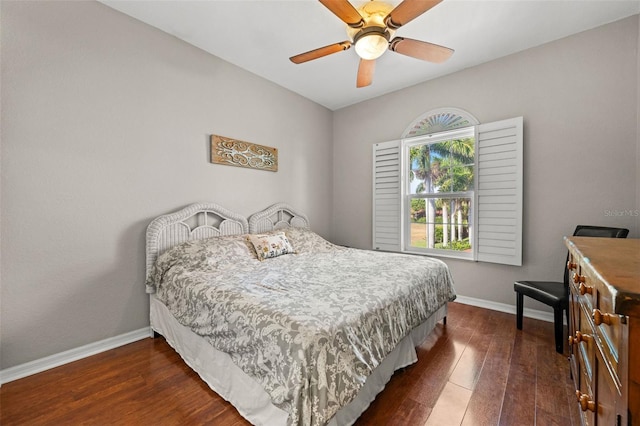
[406, 127, 475, 257]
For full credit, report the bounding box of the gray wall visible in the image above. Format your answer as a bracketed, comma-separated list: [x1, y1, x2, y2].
[1, 1, 333, 369]
[332, 16, 639, 309]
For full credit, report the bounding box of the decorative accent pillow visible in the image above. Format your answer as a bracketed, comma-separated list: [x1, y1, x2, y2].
[247, 232, 295, 261]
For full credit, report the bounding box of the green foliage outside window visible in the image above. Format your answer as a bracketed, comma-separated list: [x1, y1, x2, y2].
[408, 137, 474, 252]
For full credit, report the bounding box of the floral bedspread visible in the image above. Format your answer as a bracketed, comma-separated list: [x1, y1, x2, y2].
[146, 229, 456, 426]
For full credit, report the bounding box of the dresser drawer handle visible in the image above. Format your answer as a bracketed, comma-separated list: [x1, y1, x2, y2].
[579, 283, 593, 295]
[575, 391, 596, 412]
[573, 273, 586, 284]
[568, 331, 591, 345]
[567, 260, 577, 271]
[593, 309, 613, 326]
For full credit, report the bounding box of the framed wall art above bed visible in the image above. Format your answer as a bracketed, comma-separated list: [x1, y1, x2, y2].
[145, 202, 456, 426]
[210, 135, 278, 172]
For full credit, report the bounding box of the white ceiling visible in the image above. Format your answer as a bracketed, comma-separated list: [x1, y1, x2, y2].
[100, 0, 640, 111]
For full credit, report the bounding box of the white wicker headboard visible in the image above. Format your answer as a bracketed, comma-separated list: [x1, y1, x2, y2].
[145, 203, 248, 278]
[248, 203, 310, 233]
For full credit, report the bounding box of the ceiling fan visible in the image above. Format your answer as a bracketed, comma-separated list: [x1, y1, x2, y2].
[289, 0, 453, 88]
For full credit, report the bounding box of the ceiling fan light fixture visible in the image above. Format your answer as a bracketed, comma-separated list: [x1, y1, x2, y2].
[354, 32, 388, 60]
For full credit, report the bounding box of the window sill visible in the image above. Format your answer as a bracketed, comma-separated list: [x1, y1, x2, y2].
[402, 249, 474, 261]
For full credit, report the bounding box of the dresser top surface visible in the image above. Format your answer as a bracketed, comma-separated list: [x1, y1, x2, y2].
[565, 236, 640, 315]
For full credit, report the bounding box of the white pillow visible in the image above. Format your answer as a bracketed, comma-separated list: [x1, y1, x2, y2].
[247, 232, 295, 261]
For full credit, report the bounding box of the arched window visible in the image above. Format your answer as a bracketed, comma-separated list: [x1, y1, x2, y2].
[402, 107, 479, 138]
[373, 108, 523, 265]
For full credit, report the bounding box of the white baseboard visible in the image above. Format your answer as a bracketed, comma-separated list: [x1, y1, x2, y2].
[0, 296, 553, 386]
[454, 295, 556, 324]
[0, 327, 152, 385]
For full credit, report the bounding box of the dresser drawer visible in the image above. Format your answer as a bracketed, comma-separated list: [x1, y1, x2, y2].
[580, 260, 627, 385]
[592, 290, 625, 387]
[573, 302, 596, 383]
[572, 262, 594, 312]
[575, 365, 596, 426]
[594, 348, 619, 426]
[574, 348, 621, 426]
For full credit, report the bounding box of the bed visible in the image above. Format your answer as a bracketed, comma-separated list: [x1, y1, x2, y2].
[145, 202, 456, 426]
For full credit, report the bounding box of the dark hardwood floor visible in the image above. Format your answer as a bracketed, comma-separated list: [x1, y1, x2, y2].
[0, 302, 580, 425]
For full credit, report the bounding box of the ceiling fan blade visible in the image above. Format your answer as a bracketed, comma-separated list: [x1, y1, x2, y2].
[289, 41, 352, 64]
[385, 0, 442, 29]
[356, 59, 375, 88]
[318, 0, 364, 28]
[389, 37, 453, 63]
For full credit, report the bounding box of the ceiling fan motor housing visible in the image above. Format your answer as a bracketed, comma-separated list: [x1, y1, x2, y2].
[353, 26, 390, 44]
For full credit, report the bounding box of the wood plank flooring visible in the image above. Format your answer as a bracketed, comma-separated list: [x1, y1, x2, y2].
[0, 302, 580, 425]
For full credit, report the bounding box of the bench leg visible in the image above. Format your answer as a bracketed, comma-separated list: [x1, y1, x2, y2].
[516, 292, 524, 330]
[554, 307, 564, 354]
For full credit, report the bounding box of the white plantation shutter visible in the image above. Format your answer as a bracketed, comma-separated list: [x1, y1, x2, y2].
[475, 117, 523, 266]
[372, 140, 402, 251]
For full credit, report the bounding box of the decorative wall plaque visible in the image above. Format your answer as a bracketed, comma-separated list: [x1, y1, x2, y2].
[210, 135, 278, 172]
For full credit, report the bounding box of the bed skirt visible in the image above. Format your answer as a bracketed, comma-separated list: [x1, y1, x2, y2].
[150, 296, 447, 426]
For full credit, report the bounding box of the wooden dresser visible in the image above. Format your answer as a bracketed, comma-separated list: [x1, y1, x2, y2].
[565, 237, 640, 425]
